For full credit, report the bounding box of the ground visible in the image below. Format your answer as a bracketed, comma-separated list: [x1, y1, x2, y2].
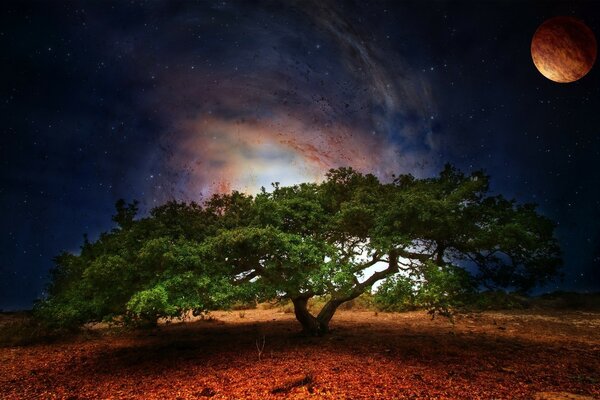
[1, 308, 599, 399]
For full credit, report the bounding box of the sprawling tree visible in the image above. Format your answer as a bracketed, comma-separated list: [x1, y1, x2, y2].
[37, 165, 561, 335]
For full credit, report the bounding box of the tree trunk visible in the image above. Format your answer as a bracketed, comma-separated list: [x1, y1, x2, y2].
[291, 250, 399, 336]
[436, 244, 446, 265]
[291, 297, 326, 336]
[316, 299, 343, 333]
[291, 296, 356, 336]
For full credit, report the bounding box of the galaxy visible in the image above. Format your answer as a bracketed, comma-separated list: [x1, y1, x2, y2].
[1, 1, 600, 310]
[136, 1, 438, 198]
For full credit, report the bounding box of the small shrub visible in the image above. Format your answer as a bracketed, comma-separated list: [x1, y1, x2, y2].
[257, 301, 279, 310]
[340, 293, 377, 311]
[0, 317, 65, 347]
[199, 313, 217, 322]
[465, 290, 530, 311]
[308, 296, 328, 313]
[373, 275, 419, 312]
[278, 300, 294, 314]
[230, 301, 257, 311]
[535, 291, 600, 310]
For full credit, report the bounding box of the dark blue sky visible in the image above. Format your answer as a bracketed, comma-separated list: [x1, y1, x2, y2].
[1, 1, 599, 310]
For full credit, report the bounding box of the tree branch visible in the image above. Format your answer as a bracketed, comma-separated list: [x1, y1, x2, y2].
[396, 248, 433, 262]
[356, 249, 399, 292]
[350, 251, 382, 273]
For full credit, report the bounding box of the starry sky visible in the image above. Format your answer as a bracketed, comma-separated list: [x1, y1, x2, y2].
[1, 1, 599, 310]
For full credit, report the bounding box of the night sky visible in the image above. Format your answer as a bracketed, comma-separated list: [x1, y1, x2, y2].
[1, 1, 599, 311]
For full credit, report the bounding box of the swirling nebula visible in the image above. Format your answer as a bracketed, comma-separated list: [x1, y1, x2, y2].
[123, 1, 440, 200]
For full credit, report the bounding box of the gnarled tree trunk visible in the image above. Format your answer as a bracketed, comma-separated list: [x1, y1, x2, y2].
[291, 251, 400, 336]
[316, 299, 343, 333]
[291, 296, 355, 336]
[291, 297, 324, 336]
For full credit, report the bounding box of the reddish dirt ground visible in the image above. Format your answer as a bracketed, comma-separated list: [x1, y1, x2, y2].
[1, 309, 599, 399]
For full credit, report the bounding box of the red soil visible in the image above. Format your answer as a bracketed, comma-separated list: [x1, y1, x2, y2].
[1, 309, 599, 399]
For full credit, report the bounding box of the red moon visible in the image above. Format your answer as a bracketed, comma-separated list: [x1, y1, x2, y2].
[531, 16, 597, 83]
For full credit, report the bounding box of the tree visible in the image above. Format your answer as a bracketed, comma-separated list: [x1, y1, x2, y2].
[112, 199, 139, 230]
[37, 165, 562, 335]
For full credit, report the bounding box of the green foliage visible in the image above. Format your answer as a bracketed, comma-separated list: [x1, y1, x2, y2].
[37, 165, 562, 329]
[374, 275, 418, 312]
[417, 262, 476, 317]
[126, 285, 175, 323]
[374, 263, 475, 316]
[112, 199, 139, 229]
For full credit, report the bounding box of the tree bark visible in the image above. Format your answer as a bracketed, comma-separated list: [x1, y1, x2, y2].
[316, 299, 342, 333]
[291, 297, 326, 336]
[292, 296, 357, 335]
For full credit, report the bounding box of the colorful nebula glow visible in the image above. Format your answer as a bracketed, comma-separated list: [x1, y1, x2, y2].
[124, 2, 440, 200]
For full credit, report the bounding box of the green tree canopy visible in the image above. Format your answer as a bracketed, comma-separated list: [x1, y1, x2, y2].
[37, 165, 561, 335]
